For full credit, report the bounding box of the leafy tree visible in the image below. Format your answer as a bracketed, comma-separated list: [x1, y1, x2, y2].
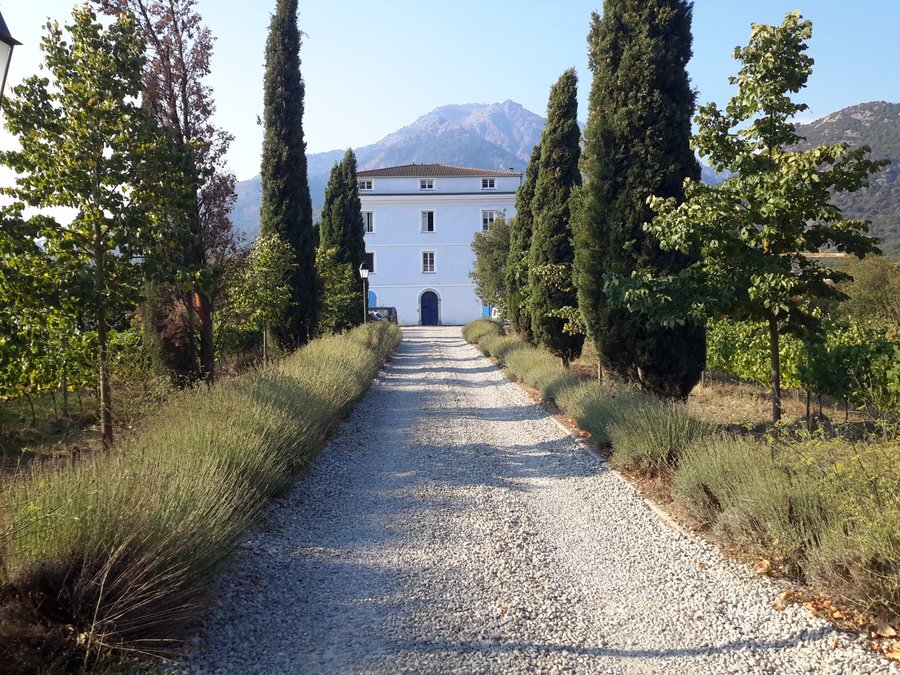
[260, 0, 317, 346]
[608, 12, 887, 421]
[573, 2, 704, 400]
[528, 69, 584, 366]
[233, 233, 295, 363]
[315, 246, 359, 336]
[95, 0, 240, 386]
[505, 144, 541, 336]
[0, 7, 192, 447]
[470, 213, 511, 309]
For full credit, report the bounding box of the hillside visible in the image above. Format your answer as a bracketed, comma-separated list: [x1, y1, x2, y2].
[794, 101, 900, 257]
[233, 101, 543, 239]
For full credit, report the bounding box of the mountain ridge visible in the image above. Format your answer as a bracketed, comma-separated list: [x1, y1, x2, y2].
[233, 100, 899, 257]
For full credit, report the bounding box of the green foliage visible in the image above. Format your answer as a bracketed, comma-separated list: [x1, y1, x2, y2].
[0, 323, 400, 670]
[610, 12, 886, 421]
[260, 0, 317, 346]
[574, 1, 704, 401]
[707, 317, 900, 414]
[470, 213, 511, 310]
[505, 144, 541, 335]
[675, 435, 899, 612]
[835, 255, 900, 324]
[315, 246, 360, 336]
[0, 6, 194, 446]
[233, 233, 296, 337]
[793, 102, 900, 258]
[319, 149, 366, 275]
[527, 69, 584, 365]
[462, 318, 503, 344]
[607, 396, 713, 471]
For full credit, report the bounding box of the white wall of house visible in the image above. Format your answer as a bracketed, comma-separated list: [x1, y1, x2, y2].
[360, 167, 520, 326]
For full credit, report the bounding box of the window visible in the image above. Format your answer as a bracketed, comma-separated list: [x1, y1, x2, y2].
[422, 251, 435, 273]
[482, 210, 497, 231]
[362, 211, 374, 233]
[481, 177, 495, 190]
[420, 178, 434, 190]
[364, 252, 375, 274]
[358, 179, 373, 191]
[421, 210, 435, 232]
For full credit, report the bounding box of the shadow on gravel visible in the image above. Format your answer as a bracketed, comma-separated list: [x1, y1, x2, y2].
[369, 627, 836, 662]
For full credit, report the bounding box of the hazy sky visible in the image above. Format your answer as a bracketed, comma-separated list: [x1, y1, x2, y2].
[1, 1, 898, 181]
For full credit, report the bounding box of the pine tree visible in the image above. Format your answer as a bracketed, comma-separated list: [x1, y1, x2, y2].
[505, 143, 541, 336]
[318, 149, 365, 330]
[319, 149, 365, 270]
[528, 69, 584, 366]
[573, 2, 705, 399]
[260, 0, 317, 345]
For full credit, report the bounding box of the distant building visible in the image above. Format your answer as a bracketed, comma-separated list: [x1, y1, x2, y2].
[358, 163, 521, 326]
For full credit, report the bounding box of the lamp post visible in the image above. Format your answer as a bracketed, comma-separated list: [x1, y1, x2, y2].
[358, 262, 369, 324]
[0, 11, 21, 102]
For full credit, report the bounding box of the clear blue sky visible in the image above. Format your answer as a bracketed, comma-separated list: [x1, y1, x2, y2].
[1, 1, 898, 181]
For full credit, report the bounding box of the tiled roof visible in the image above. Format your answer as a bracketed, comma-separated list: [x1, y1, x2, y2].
[357, 163, 521, 178]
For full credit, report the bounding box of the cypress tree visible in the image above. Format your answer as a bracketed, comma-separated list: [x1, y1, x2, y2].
[319, 149, 365, 270]
[260, 0, 317, 345]
[573, 2, 705, 399]
[505, 143, 541, 337]
[528, 69, 584, 366]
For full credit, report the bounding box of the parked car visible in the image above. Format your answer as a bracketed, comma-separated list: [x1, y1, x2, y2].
[368, 306, 398, 323]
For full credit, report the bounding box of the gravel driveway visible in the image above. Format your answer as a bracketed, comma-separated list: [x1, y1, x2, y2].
[175, 326, 894, 674]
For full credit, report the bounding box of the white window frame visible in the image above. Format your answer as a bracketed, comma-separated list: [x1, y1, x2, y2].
[481, 177, 496, 190]
[419, 178, 434, 191]
[364, 251, 375, 274]
[421, 250, 435, 273]
[358, 179, 373, 191]
[482, 209, 497, 231]
[362, 211, 374, 233]
[420, 210, 435, 233]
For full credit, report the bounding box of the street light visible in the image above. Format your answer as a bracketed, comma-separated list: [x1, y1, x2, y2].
[0, 11, 21, 102]
[358, 262, 369, 324]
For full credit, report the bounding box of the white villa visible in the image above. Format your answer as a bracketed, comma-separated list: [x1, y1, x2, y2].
[358, 163, 521, 326]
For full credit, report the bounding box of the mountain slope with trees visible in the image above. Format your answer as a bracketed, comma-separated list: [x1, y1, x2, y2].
[795, 101, 900, 257]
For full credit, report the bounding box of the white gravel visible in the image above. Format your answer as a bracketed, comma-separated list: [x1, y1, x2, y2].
[172, 326, 896, 674]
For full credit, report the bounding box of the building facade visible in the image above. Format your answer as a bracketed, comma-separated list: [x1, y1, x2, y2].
[358, 164, 520, 326]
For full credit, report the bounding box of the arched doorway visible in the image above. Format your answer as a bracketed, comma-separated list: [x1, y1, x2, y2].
[367, 290, 377, 307]
[420, 291, 439, 326]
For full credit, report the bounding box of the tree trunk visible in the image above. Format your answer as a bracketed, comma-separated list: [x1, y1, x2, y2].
[768, 315, 782, 424]
[94, 215, 113, 449]
[195, 290, 215, 385]
[97, 305, 113, 450]
[805, 389, 811, 431]
[262, 322, 268, 366]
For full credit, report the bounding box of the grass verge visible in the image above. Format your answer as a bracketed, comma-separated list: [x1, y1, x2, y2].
[0, 322, 400, 673]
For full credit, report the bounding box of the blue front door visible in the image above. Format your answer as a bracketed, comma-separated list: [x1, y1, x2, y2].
[421, 292, 439, 325]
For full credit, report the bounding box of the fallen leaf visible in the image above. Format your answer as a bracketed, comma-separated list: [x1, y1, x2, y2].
[873, 622, 897, 638]
[772, 601, 785, 611]
[754, 559, 772, 575]
[779, 591, 798, 602]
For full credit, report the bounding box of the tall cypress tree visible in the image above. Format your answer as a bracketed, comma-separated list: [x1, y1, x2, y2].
[528, 69, 584, 366]
[505, 143, 541, 337]
[260, 0, 317, 345]
[319, 149, 365, 270]
[573, 2, 705, 399]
